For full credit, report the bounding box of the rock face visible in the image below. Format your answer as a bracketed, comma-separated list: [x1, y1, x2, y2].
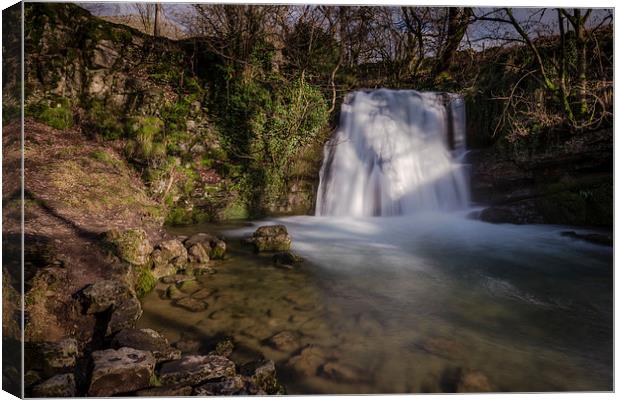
[469, 128, 612, 227]
[31, 373, 76, 397]
[111, 328, 181, 363]
[81, 280, 131, 314]
[159, 355, 236, 386]
[184, 233, 226, 260]
[248, 225, 292, 252]
[89, 347, 156, 396]
[104, 228, 153, 266]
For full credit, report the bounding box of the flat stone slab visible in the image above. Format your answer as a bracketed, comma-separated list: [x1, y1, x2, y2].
[88, 347, 155, 396]
[111, 328, 181, 363]
[159, 354, 235, 386]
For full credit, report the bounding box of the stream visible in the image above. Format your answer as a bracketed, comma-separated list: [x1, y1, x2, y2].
[138, 212, 612, 393]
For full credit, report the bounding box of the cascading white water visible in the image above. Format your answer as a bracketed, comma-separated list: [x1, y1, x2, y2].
[315, 89, 469, 217]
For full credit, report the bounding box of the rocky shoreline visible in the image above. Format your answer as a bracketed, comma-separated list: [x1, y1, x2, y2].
[25, 225, 295, 397]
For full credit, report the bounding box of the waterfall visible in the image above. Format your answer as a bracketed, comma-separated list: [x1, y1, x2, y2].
[315, 89, 469, 217]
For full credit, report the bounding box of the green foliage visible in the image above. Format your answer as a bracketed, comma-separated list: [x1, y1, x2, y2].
[27, 97, 73, 129]
[125, 116, 165, 163]
[84, 99, 124, 140]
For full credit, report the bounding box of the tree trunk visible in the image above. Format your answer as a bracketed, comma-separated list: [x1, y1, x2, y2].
[153, 4, 161, 37]
[432, 7, 472, 78]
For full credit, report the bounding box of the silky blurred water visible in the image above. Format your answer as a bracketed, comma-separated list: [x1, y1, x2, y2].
[139, 213, 612, 393]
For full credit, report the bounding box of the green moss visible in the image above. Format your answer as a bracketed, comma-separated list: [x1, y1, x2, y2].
[135, 266, 156, 298]
[27, 97, 73, 129]
[84, 99, 124, 140]
[219, 198, 248, 221]
[105, 228, 152, 266]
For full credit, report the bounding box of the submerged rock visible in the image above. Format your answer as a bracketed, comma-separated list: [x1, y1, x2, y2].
[160, 274, 191, 284]
[286, 345, 327, 376]
[111, 328, 181, 363]
[174, 297, 207, 312]
[273, 251, 303, 269]
[561, 231, 613, 246]
[247, 225, 292, 252]
[89, 347, 156, 396]
[31, 373, 76, 397]
[320, 362, 362, 383]
[177, 279, 200, 294]
[165, 284, 186, 300]
[81, 279, 131, 314]
[266, 330, 301, 352]
[159, 354, 236, 386]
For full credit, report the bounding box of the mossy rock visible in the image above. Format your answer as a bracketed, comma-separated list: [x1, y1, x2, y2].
[104, 228, 153, 266]
[134, 266, 157, 298]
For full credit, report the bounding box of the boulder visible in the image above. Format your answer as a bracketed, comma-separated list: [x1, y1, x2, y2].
[191, 288, 213, 301]
[107, 296, 143, 335]
[159, 354, 236, 386]
[247, 225, 291, 252]
[26, 338, 78, 377]
[240, 359, 285, 395]
[150, 249, 177, 279]
[266, 330, 301, 352]
[188, 244, 209, 264]
[81, 279, 131, 314]
[104, 228, 153, 266]
[31, 373, 76, 397]
[111, 328, 181, 363]
[174, 297, 207, 312]
[159, 239, 188, 266]
[88, 347, 156, 397]
[184, 233, 226, 259]
[272, 251, 303, 269]
[136, 385, 193, 396]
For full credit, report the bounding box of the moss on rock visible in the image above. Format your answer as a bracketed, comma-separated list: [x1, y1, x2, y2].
[104, 228, 153, 266]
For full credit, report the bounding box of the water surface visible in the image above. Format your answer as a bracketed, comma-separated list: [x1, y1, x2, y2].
[139, 213, 612, 393]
